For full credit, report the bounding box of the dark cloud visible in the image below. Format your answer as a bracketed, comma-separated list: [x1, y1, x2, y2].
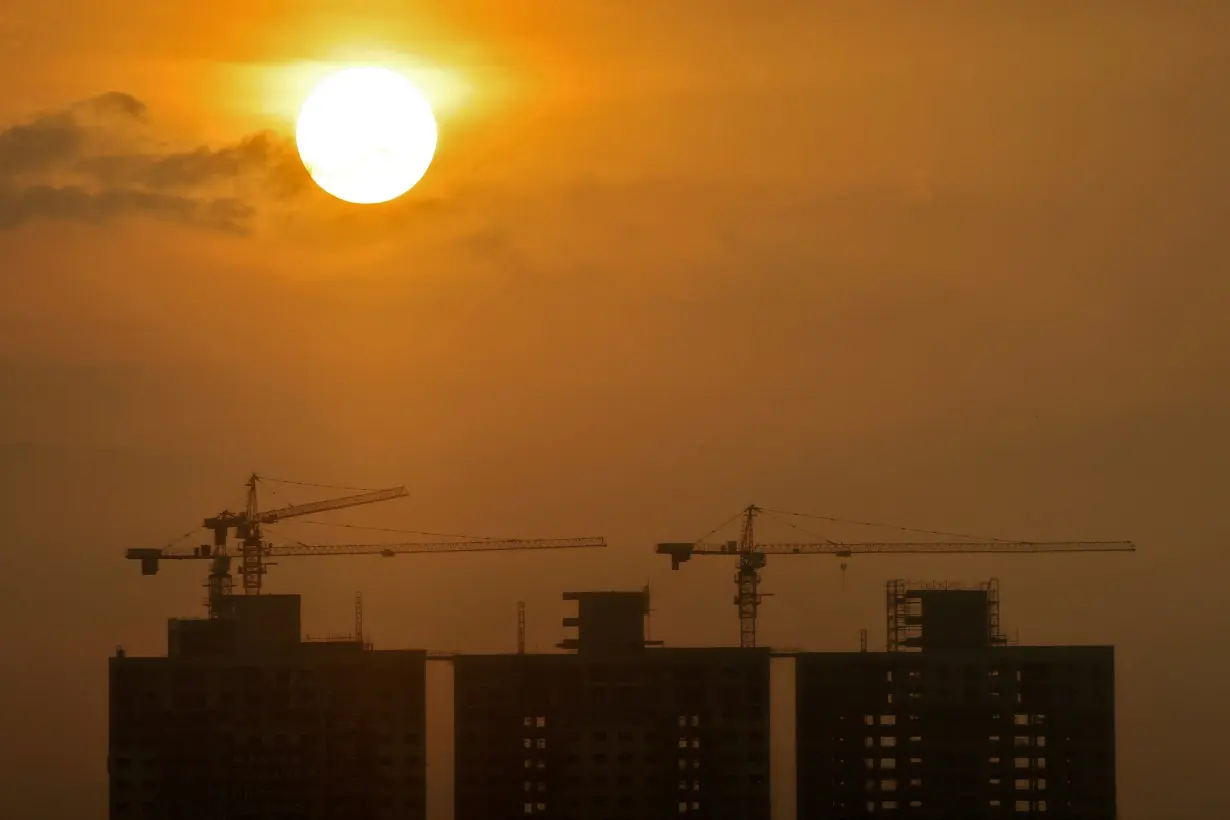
[0, 92, 304, 233]
[0, 92, 146, 176]
[78, 131, 308, 198]
[0, 184, 253, 233]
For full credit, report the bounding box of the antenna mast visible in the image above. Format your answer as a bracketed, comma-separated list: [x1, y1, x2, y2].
[517, 601, 526, 654]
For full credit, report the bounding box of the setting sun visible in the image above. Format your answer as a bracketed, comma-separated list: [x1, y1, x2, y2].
[295, 66, 438, 204]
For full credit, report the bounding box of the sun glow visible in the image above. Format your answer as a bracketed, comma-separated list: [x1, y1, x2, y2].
[295, 66, 438, 204]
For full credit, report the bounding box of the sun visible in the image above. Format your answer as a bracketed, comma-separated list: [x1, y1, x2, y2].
[295, 66, 438, 205]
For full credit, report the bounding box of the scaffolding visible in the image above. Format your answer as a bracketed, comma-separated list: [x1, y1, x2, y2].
[886, 578, 1007, 652]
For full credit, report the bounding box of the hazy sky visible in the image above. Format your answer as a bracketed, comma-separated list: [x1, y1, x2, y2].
[2, 2, 1229, 818]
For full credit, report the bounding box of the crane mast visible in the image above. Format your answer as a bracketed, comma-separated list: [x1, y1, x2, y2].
[735, 506, 765, 650]
[658, 504, 1136, 649]
[197, 474, 411, 604]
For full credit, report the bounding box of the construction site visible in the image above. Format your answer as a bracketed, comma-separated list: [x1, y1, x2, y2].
[109, 476, 1132, 820]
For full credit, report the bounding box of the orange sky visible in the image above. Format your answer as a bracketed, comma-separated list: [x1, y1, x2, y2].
[2, 2, 1230, 818]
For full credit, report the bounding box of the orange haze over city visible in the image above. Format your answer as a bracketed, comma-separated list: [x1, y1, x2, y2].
[1, 2, 1228, 818]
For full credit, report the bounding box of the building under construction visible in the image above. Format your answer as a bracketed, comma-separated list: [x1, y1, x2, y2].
[108, 595, 427, 820]
[453, 591, 772, 820]
[795, 580, 1116, 819]
[111, 482, 1125, 819]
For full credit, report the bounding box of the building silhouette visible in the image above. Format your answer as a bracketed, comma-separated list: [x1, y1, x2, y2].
[795, 580, 1115, 819]
[108, 595, 427, 820]
[453, 590, 772, 820]
[108, 580, 1116, 819]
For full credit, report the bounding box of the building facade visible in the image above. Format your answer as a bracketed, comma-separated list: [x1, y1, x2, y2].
[454, 591, 772, 820]
[109, 595, 427, 820]
[796, 581, 1116, 819]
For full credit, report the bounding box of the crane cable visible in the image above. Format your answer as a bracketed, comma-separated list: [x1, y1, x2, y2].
[692, 507, 751, 545]
[258, 476, 383, 493]
[276, 519, 509, 542]
[760, 507, 1014, 543]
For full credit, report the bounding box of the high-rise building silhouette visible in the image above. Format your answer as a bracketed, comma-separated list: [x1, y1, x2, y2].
[795, 580, 1115, 819]
[108, 595, 427, 820]
[453, 591, 772, 820]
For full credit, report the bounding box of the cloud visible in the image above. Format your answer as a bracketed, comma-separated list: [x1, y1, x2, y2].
[0, 185, 254, 233]
[79, 132, 306, 197]
[0, 92, 147, 176]
[0, 92, 306, 233]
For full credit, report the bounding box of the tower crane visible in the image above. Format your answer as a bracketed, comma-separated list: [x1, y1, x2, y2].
[657, 504, 1135, 649]
[128, 474, 606, 615]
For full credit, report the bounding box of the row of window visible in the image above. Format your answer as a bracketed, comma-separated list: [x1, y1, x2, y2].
[517, 731, 763, 748]
[515, 773, 767, 791]
[802, 663, 1107, 682]
[514, 749, 767, 767]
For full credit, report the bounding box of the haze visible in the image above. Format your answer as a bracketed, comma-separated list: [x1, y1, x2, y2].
[2, 2, 1228, 818]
